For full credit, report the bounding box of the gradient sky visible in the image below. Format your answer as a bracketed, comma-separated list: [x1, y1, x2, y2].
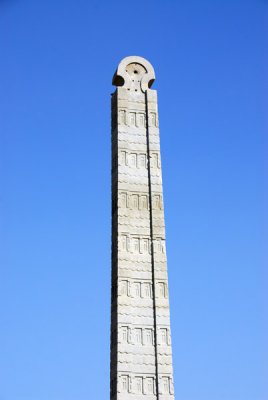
[0, 0, 267, 399]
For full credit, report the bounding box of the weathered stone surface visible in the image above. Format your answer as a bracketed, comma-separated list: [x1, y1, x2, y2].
[111, 56, 175, 399]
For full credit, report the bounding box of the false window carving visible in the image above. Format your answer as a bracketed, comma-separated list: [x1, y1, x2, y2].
[160, 328, 168, 345]
[133, 282, 141, 297]
[126, 237, 131, 252]
[143, 282, 152, 298]
[119, 151, 126, 166]
[132, 194, 139, 209]
[146, 377, 154, 394]
[145, 329, 153, 345]
[121, 375, 129, 393]
[151, 152, 160, 169]
[140, 195, 148, 210]
[121, 280, 128, 296]
[121, 235, 127, 251]
[137, 113, 145, 127]
[158, 282, 166, 298]
[153, 194, 161, 209]
[135, 376, 143, 394]
[118, 151, 148, 169]
[133, 237, 140, 253]
[121, 326, 128, 343]
[129, 112, 136, 126]
[129, 153, 137, 167]
[119, 110, 126, 125]
[162, 377, 170, 394]
[142, 238, 149, 254]
[119, 192, 127, 208]
[154, 238, 164, 253]
[134, 328, 142, 344]
[120, 234, 151, 254]
[118, 111, 147, 127]
[149, 112, 157, 127]
[152, 153, 157, 168]
[155, 238, 162, 253]
[139, 153, 146, 168]
[119, 326, 155, 346]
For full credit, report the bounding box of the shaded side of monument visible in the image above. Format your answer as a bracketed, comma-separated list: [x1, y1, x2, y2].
[111, 56, 175, 400]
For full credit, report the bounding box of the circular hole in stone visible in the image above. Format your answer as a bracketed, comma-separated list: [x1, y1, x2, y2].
[134, 70, 138, 74]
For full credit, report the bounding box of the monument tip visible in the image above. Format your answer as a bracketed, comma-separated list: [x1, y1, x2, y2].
[112, 56, 155, 92]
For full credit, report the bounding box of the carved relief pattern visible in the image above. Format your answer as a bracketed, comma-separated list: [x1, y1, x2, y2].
[119, 234, 165, 255]
[111, 57, 174, 399]
[116, 374, 174, 395]
[116, 325, 172, 347]
[118, 109, 158, 128]
[118, 279, 153, 298]
[118, 191, 162, 210]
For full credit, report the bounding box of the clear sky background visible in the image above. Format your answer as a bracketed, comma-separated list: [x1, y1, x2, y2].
[0, 0, 267, 399]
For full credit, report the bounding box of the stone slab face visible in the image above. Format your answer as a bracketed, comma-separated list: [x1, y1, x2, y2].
[111, 56, 175, 400]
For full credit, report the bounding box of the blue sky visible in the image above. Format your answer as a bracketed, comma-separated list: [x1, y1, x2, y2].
[0, 0, 267, 399]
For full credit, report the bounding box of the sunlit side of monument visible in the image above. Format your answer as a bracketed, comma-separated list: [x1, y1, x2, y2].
[111, 56, 175, 399]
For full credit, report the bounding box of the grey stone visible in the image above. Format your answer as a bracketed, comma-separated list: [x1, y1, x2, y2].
[111, 56, 175, 399]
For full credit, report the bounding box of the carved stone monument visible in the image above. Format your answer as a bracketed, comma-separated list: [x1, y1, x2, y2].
[111, 56, 175, 399]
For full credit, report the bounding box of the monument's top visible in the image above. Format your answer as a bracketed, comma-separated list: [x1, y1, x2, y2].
[112, 56, 155, 93]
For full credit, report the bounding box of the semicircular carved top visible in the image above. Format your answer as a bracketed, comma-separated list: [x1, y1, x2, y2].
[112, 56, 155, 93]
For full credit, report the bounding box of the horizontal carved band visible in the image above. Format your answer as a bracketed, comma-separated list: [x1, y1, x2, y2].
[113, 374, 174, 395]
[118, 191, 163, 210]
[118, 109, 158, 128]
[116, 279, 168, 299]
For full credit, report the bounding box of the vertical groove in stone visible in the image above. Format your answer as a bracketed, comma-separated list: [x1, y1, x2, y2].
[145, 90, 160, 400]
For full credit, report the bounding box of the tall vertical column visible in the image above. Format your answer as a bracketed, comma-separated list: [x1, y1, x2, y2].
[111, 56, 174, 400]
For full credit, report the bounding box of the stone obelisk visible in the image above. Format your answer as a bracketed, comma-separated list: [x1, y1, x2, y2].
[111, 56, 175, 400]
